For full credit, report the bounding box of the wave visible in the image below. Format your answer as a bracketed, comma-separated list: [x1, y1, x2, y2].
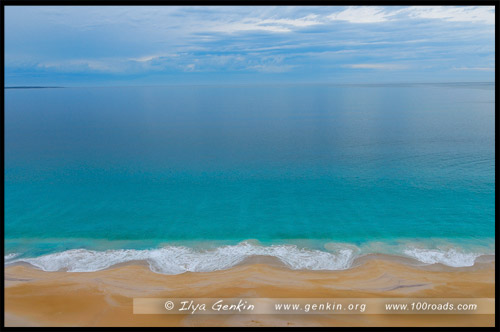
[402, 247, 483, 267]
[4, 241, 493, 274]
[4, 253, 21, 261]
[4, 242, 356, 274]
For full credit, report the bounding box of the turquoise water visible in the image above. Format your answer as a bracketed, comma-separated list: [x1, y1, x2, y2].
[4, 83, 495, 272]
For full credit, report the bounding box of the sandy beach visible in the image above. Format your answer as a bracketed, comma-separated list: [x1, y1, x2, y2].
[4, 255, 495, 327]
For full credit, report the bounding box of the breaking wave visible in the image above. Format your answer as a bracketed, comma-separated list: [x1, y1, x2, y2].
[5, 241, 493, 274]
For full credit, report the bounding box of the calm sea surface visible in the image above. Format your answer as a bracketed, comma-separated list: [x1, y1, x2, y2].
[4, 83, 495, 272]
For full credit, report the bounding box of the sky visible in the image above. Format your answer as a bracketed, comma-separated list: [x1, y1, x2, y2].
[4, 6, 495, 86]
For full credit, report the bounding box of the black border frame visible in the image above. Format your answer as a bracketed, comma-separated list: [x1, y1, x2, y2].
[1, 1, 497, 329]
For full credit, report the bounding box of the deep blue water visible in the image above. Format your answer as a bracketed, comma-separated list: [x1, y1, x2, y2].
[4, 83, 495, 271]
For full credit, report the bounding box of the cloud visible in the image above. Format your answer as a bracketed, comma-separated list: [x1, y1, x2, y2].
[346, 63, 409, 70]
[257, 14, 322, 28]
[33, 51, 296, 75]
[4, 6, 495, 85]
[328, 7, 400, 23]
[453, 67, 495, 72]
[208, 14, 323, 33]
[248, 64, 295, 73]
[37, 59, 124, 73]
[184, 63, 196, 71]
[327, 6, 495, 25]
[129, 54, 179, 63]
[405, 6, 495, 25]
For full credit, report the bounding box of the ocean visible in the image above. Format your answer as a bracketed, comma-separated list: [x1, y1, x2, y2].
[4, 83, 495, 273]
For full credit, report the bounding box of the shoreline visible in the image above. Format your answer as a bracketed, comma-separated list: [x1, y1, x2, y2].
[4, 237, 495, 275]
[5, 257, 495, 327]
[5, 250, 496, 275]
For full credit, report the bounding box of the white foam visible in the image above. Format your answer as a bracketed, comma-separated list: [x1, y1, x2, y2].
[6, 242, 490, 274]
[4, 253, 21, 261]
[403, 247, 482, 267]
[8, 242, 357, 274]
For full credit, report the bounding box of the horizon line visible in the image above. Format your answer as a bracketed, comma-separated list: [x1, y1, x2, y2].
[4, 81, 496, 89]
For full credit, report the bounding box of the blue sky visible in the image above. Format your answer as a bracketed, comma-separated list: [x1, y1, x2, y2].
[4, 6, 495, 86]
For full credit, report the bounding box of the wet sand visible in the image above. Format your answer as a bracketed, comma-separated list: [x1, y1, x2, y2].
[4, 257, 495, 327]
